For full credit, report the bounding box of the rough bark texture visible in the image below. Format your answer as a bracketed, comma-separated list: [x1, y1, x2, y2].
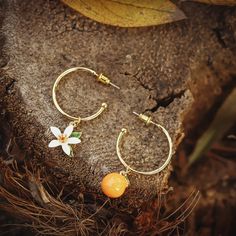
[0, 0, 235, 206]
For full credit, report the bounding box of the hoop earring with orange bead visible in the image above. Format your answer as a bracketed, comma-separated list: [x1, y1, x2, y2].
[101, 112, 173, 198]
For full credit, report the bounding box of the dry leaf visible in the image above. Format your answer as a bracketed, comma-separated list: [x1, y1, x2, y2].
[184, 0, 236, 6]
[62, 0, 186, 27]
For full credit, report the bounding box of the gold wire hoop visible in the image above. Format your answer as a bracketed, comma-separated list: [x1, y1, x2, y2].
[116, 112, 173, 175]
[52, 67, 119, 122]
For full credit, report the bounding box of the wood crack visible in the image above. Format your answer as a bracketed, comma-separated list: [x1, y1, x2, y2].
[5, 79, 15, 94]
[146, 90, 186, 113]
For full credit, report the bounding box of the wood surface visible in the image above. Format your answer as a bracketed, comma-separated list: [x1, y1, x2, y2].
[0, 0, 235, 206]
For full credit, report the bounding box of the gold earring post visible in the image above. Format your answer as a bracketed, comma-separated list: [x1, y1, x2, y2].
[133, 111, 152, 125]
[97, 73, 120, 90]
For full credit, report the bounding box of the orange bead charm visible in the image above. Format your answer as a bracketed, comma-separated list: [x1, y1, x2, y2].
[101, 172, 129, 198]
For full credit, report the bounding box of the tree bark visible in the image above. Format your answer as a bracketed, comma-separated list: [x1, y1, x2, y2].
[0, 0, 235, 206]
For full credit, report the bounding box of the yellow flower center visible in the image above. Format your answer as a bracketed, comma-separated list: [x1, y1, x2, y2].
[58, 134, 68, 143]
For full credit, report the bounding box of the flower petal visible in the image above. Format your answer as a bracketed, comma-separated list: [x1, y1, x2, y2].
[48, 140, 61, 147]
[68, 137, 81, 144]
[63, 125, 74, 137]
[50, 127, 61, 138]
[62, 144, 71, 156]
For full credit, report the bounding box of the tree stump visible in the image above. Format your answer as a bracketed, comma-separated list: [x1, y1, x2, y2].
[0, 0, 235, 206]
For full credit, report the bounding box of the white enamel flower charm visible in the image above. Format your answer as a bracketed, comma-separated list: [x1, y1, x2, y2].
[48, 125, 81, 157]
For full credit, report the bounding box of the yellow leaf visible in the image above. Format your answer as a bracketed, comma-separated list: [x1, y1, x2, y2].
[185, 0, 236, 6]
[62, 0, 186, 27]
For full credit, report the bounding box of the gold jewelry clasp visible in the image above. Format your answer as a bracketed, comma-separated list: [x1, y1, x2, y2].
[97, 73, 120, 90]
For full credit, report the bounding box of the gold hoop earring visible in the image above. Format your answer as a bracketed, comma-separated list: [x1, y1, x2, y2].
[101, 112, 173, 198]
[48, 67, 120, 157]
